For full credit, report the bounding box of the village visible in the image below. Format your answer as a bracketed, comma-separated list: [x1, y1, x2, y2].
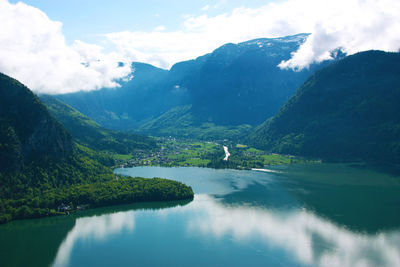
[116, 137, 223, 168]
[112, 137, 313, 170]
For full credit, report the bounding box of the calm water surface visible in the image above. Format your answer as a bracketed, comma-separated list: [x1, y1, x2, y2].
[1, 164, 400, 267]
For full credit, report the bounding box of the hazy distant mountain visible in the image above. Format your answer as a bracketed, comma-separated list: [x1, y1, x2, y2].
[138, 105, 252, 141]
[249, 51, 400, 165]
[56, 34, 335, 138]
[40, 95, 156, 154]
[56, 62, 175, 130]
[185, 34, 315, 125]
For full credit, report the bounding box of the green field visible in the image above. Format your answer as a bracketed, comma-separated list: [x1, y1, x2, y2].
[118, 138, 318, 169]
[112, 154, 133, 160]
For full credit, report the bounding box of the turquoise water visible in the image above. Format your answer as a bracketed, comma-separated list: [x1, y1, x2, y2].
[1, 164, 400, 266]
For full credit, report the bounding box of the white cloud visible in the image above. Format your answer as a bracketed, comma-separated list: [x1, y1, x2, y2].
[0, 0, 131, 94]
[154, 25, 166, 31]
[213, 0, 227, 9]
[105, 0, 400, 70]
[1, 0, 399, 92]
[184, 195, 400, 267]
[278, 0, 400, 70]
[201, 5, 210, 11]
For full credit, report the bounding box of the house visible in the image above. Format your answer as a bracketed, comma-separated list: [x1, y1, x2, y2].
[57, 203, 70, 212]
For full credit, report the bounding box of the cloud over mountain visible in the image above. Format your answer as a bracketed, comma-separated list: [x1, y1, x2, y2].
[278, 0, 400, 70]
[0, 0, 131, 94]
[0, 0, 399, 92]
[106, 0, 400, 70]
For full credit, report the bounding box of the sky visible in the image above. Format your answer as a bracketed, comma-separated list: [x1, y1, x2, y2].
[1, 0, 400, 94]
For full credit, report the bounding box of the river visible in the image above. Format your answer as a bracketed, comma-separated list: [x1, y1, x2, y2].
[223, 145, 230, 161]
[1, 164, 400, 267]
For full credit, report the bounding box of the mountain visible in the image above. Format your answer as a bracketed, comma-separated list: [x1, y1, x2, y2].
[249, 51, 400, 165]
[40, 95, 156, 154]
[56, 34, 335, 138]
[0, 72, 112, 208]
[56, 62, 180, 130]
[138, 105, 252, 141]
[183, 34, 315, 125]
[0, 73, 193, 223]
[0, 73, 73, 172]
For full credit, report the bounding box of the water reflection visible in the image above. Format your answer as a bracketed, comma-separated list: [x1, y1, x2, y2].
[52, 195, 400, 267]
[52, 211, 135, 267]
[184, 195, 400, 267]
[115, 167, 274, 195]
[115, 166, 400, 233]
[51, 200, 191, 267]
[53, 165, 400, 266]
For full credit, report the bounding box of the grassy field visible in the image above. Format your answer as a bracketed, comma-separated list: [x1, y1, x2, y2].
[236, 144, 248, 148]
[160, 140, 219, 167]
[112, 154, 133, 160]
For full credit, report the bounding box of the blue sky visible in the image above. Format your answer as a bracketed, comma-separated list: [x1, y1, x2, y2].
[1, 0, 399, 93]
[9, 0, 275, 45]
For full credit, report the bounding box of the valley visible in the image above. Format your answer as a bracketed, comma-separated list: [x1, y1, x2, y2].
[0, 73, 194, 224]
[112, 137, 317, 170]
[3, 49, 399, 226]
[55, 34, 334, 140]
[0, 3, 400, 263]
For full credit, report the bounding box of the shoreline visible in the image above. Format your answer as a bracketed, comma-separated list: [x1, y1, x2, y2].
[251, 168, 282, 173]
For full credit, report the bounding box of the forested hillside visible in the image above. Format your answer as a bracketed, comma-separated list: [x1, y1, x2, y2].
[57, 62, 178, 130]
[0, 73, 73, 172]
[40, 95, 156, 154]
[249, 51, 400, 165]
[0, 73, 193, 223]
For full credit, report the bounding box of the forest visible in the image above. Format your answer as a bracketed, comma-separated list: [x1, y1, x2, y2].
[0, 175, 193, 224]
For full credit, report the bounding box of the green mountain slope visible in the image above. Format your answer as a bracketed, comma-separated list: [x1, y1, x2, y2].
[0, 73, 113, 220]
[0, 73, 193, 223]
[249, 51, 400, 165]
[56, 62, 176, 130]
[138, 105, 252, 141]
[0, 73, 73, 172]
[40, 95, 156, 154]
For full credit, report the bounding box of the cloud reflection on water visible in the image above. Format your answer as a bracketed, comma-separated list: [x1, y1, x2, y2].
[186, 195, 400, 267]
[115, 167, 275, 195]
[51, 195, 400, 267]
[52, 211, 135, 267]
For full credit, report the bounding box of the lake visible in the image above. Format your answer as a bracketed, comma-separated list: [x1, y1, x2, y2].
[1, 164, 400, 266]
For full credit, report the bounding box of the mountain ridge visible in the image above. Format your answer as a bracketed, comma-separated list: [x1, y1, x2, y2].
[55, 34, 332, 138]
[249, 50, 400, 165]
[40, 95, 156, 154]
